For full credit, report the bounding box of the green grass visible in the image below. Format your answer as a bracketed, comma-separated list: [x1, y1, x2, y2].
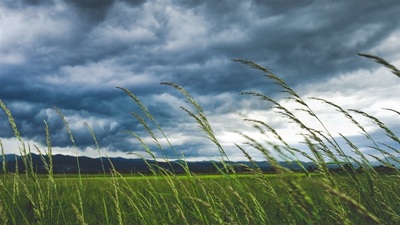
[0, 173, 398, 224]
[0, 53, 399, 224]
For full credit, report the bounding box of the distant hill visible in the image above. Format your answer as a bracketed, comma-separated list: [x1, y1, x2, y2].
[0, 154, 397, 174]
[0, 154, 311, 174]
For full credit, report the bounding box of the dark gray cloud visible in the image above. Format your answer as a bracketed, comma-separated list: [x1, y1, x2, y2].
[0, 0, 399, 160]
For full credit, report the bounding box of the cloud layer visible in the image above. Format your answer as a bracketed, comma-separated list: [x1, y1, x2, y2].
[1, 0, 399, 160]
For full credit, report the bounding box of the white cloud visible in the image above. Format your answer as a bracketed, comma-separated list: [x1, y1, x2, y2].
[87, 2, 160, 47]
[0, 52, 25, 65]
[0, 2, 73, 51]
[44, 59, 155, 88]
[370, 29, 400, 59]
[301, 66, 399, 114]
[161, 4, 209, 52]
[62, 114, 119, 133]
[345, 23, 384, 48]
[0, 137, 22, 155]
[153, 93, 187, 109]
[0, 136, 149, 160]
[291, 65, 400, 141]
[188, 64, 400, 161]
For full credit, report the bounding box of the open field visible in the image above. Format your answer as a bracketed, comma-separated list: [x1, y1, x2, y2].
[1, 54, 399, 224]
[0, 172, 399, 225]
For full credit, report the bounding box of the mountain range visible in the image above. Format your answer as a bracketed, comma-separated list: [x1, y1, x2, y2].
[0, 154, 397, 174]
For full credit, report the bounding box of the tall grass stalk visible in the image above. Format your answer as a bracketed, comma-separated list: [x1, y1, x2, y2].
[84, 122, 106, 174]
[1, 140, 6, 174]
[53, 107, 82, 186]
[161, 82, 235, 174]
[0, 100, 28, 174]
[117, 86, 190, 175]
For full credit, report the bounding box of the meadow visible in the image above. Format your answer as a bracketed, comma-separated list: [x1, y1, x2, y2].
[0, 53, 399, 224]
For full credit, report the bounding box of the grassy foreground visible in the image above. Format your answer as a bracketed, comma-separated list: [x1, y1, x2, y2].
[0, 173, 398, 225]
[0, 54, 399, 224]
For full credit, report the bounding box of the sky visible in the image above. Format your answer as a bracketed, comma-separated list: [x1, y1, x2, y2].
[0, 0, 399, 162]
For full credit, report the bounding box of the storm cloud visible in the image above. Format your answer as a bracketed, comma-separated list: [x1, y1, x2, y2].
[0, 0, 399, 160]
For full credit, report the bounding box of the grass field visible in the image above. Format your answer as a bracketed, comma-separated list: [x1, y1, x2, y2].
[0, 54, 399, 224]
[0, 172, 398, 225]
[0, 172, 399, 224]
